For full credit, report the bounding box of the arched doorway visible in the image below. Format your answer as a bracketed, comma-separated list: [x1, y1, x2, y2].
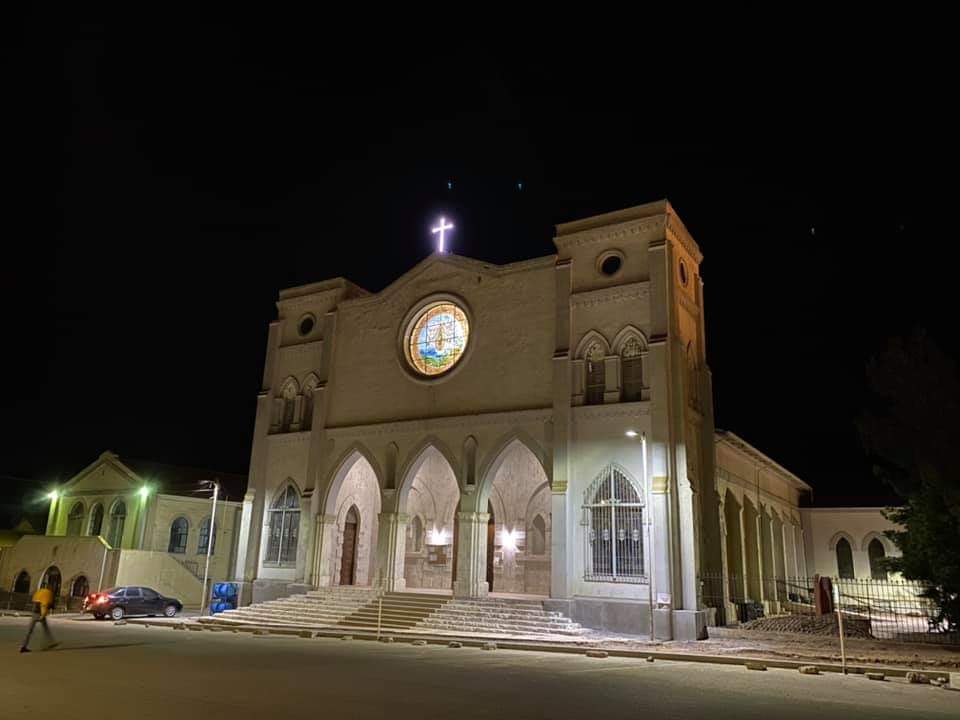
[71, 575, 89, 598]
[340, 506, 360, 585]
[484, 439, 551, 595]
[401, 445, 459, 591]
[13, 571, 30, 594]
[41, 566, 62, 606]
[324, 451, 381, 588]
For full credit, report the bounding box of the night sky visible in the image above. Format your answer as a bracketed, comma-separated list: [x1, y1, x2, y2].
[2, 19, 952, 522]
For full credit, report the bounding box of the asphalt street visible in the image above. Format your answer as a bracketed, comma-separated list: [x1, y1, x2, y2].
[1, 617, 956, 719]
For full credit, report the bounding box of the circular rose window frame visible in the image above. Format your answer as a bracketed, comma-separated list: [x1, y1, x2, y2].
[596, 249, 625, 278]
[398, 294, 474, 383]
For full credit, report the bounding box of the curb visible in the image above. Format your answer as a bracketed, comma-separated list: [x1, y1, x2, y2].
[125, 618, 952, 683]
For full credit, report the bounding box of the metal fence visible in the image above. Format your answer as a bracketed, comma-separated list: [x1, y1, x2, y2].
[700, 572, 958, 644]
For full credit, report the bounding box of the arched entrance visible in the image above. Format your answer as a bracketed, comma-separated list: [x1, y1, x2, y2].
[484, 439, 551, 596]
[324, 451, 381, 587]
[340, 506, 360, 585]
[41, 566, 61, 606]
[13, 571, 30, 594]
[401, 446, 459, 591]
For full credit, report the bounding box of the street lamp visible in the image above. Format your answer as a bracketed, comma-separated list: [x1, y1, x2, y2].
[199, 479, 219, 615]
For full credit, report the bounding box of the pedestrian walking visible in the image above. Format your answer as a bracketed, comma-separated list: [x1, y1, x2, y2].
[20, 586, 59, 653]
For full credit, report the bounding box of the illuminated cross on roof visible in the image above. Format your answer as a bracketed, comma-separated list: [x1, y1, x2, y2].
[431, 216, 454, 253]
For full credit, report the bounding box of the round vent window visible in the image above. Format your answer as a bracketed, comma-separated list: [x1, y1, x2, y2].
[679, 260, 689, 287]
[597, 250, 625, 277]
[298, 315, 315, 337]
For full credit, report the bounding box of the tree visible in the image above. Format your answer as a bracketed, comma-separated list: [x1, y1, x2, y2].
[857, 330, 960, 631]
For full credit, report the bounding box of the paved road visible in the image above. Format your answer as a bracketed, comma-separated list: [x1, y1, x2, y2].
[1, 617, 956, 719]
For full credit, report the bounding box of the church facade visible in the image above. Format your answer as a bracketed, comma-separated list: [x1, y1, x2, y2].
[234, 199, 722, 640]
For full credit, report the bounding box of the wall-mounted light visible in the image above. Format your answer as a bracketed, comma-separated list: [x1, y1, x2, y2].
[46, 490, 59, 501]
[501, 528, 516, 550]
[138, 486, 150, 499]
[429, 527, 447, 546]
[625, 430, 639, 438]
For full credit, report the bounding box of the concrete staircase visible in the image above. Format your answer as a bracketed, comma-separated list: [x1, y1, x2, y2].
[201, 586, 378, 628]
[200, 587, 583, 638]
[338, 592, 449, 631]
[420, 597, 584, 637]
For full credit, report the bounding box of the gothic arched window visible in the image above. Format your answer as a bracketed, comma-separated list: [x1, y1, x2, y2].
[197, 517, 216, 555]
[835, 537, 855, 579]
[66, 502, 85, 536]
[530, 514, 546, 556]
[14, 570, 30, 594]
[107, 501, 126, 547]
[280, 378, 299, 432]
[868, 538, 887, 580]
[583, 464, 644, 582]
[620, 336, 645, 402]
[585, 343, 606, 405]
[410, 515, 423, 552]
[301, 374, 319, 431]
[88, 503, 104, 536]
[267, 485, 301, 565]
[168, 517, 189, 554]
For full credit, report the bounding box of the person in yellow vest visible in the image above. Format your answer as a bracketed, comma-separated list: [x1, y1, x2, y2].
[20, 586, 59, 653]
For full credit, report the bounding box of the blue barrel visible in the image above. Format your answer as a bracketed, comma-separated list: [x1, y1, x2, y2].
[213, 582, 238, 599]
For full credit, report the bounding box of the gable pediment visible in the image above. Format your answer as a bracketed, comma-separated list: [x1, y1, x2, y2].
[62, 452, 142, 494]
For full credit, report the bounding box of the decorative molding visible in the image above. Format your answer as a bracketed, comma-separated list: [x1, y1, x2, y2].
[325, 407, 555, 438]
[267, 432, 312, 446]
[553, 217, 665, 250]
[278, 340, 324, 359]
[665, 214, 704, 264]
[570, 281, 650, 309]
[571, 401, 650, 422]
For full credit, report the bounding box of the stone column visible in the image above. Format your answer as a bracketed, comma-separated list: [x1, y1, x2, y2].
[310, 514, 338, 588]
[550, 490, 568, 599]
[716, 494, 736, 625]
[374, 512, 407, 592]
[453, 511, 489, 598]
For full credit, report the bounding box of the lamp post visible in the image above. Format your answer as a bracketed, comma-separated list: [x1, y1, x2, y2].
[199, 479, 219, 615]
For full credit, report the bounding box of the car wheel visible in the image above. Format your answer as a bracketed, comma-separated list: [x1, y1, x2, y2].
[110, 606, 124, 621]
[163, 604, 178, 618]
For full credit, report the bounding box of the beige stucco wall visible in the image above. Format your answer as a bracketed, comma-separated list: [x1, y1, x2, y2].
[114, 549, 205, 607]
[800, 507, 901, 580]
[0, 535, 118, 602]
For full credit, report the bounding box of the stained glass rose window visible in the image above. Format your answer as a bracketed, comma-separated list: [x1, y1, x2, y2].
[406, 302, 469, 376]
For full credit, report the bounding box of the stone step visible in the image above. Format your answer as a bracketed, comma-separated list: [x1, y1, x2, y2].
[422, 616, 581, 632]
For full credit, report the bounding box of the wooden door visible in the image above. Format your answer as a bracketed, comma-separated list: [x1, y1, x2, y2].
[486, 502, 495, 591]
[340, 508, 359, 585]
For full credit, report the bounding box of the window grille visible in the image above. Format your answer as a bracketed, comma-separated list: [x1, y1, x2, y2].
[168, 517, 188, 554]
[67, 502, 84, 536]
[583, 464, 645, 583]
[108, 502, 126, 547]
[88, 504, 104, 536]
[267, 486, 300, 565]
[197, 517, 216, 555]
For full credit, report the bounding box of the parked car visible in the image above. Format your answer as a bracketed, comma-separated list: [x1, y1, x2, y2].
[82, 586, 182, 620]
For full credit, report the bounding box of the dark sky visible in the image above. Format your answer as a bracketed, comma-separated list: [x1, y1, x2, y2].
[1, 18, 953, 519]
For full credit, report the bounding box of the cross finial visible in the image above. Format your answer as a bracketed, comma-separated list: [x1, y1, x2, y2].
[431, 216, 454, 253]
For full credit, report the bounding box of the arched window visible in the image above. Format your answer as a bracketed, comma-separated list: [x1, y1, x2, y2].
[168, 517, 189, 554]
[410, 516, 423, 552]
[585, 343, 606, 405]
[41, 566, 61, 604]
[88, 503, 104, 536]
[302, 374, 319, 432]
[868, 538, 887, 580]
[66, 502, 85, 536]
[107, 501, 126, 547]
[835, 537, 855, 579]
[530, 514, 546, 555]
[197, 517, 216, 555]
[583, 464, 644, 582]
[13, 571, 30, 594]
[71, 575, 89, 598]
[620, 337, 645, 402]
[266, 485, 300, 565]
[280, 378, 299, 432]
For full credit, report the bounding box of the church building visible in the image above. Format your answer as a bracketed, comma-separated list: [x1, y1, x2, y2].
[235, 199, 722, 640]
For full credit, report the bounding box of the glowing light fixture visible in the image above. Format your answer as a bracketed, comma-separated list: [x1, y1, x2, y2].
[138, 486, 150, 499]
[501, 528, 516, 550]
[46, 490, 59, 501]
[431, 216, 454, 253]
[429, 527, 447, 546]
[625, 430, 638, 438]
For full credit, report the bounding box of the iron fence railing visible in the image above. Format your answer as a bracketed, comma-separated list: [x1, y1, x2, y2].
[698, 572, 958, 644]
